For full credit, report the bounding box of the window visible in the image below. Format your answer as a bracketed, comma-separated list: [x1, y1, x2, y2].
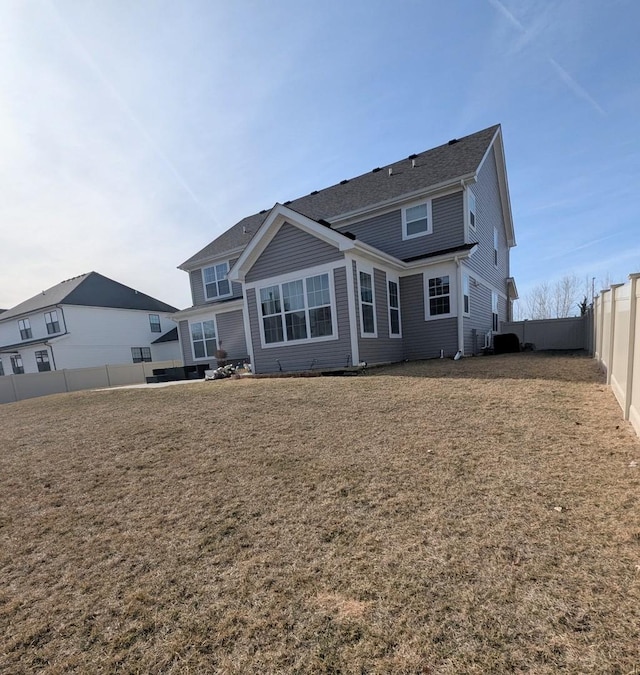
[190, 320, 217, 359]
[35, 350, 51, 372]
[388, 279, 401, 336]
[463, 275, 470, 316]
[131, 347, 152, 363]
[149, 314, 161, 332]
[428, 276, 451, 316]
[259, 273, 334, 345]
[493, 227, 499, 267]
[44, 310, 60, 334]
[402, 200, 432, 239]
[11, 355, 24, 374]
[359, 270, 376, 335]
[0, 360, 4, 377]
[468, 191, 476, 230]
[492, 292, 499, 332]
[203, 262, 231, 300]
[18, 318, 32, 340]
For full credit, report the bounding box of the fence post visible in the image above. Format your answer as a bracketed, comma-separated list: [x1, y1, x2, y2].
[10, 375, 18, 403]
[607, 284, 624, 384]
[624, 274, 640, 421]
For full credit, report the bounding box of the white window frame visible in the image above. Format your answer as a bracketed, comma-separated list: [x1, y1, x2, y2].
[189, 318, 219, 361]
[401, 199, 433, 240]
[202, 261, 232, 301]
[35, 350, 51, 371]
[425, 273, 454, 320]
[18, 318, 32, 340]
[44, 310, 60, 335]
[463, 274, 471, 317]
[387, 276, 401, 338]
[131, 347, 152, 363]
[357, 264, 377, 338]
[256, 270, 338, 349]
[149, 314, 161, 333]
[492, 291, 499, 332]
[493, 227, 499, 268]
[11, 355, 24, 374]
[468, 190, 476, 231]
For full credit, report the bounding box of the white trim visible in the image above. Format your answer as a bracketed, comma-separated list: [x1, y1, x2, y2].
[244, 261, 346, 291]
[387, 273, 402, 339]
[179, 245, 247, 272]
[344, 255, 360, 366]
[462, 272, 471, 317]
[241, 293, 255, 368]
[401, 198, 433, 240]
[400, 245, 478, 274]
[171, 299, 244, 321]
[356, 262, 377, 338]
[202, 261, 233, 301]
[188, 316, 219, 362]
[424, 263, 457, 321]
[255, 268, 339, 350]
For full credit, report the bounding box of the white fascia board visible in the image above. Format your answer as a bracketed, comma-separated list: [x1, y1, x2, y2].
[400, 245, 478, 274]
[178, 245, 247, 273]
[228, 203, 356, 282]
[350, 240, 405, 271]
[507, 277, 519, 300]
[329, 175, 475, 229]
[171, 299, 244, 321]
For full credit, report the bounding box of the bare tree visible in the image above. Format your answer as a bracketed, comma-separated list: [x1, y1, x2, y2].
[522, 274, 583, 319]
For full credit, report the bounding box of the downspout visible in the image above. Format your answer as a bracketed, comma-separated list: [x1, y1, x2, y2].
[44, 342, 57, 370]
[455, 256, 464, 355]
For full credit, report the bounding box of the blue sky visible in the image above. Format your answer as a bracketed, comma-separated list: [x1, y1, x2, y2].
[1, 0, 638, 311]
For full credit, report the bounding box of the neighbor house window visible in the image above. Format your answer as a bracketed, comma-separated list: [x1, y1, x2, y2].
[428, 276, 451, 316]
[44, 310, 60, 334]
[11, 355, 24, 374]
[388, 279, 401, 336]
[359, 270, 376, 335]
[259, 273, 334, 345]
[35, 350, 51, 372]
[402, 201, 432, 239]
[18, 319, 32, 340]
[0, 360, 4, 377]
[203, 262, 231, 300]
[190, 320, 217, 359]
[463, 275, 471, 316]
[149, 314, 161, 332]
[494, 227, 499, 267]
[131, 347, 152, 363]
[492, 292, 499, 332]
[468, 191, 476, 230]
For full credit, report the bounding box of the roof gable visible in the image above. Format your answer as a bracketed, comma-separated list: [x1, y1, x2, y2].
[181, 125, 501, 269]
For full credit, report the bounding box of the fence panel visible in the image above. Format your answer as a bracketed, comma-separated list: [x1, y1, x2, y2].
[501, 315, 590, 351]
[629, 280, 640, 435]
[611, 285, 630, 407]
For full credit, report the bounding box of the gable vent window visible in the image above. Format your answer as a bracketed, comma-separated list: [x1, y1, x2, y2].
[45, 310, 60, 334]
[149, 314, 161, 332]
[402, 201, 432, 240]
[18, 318, 32, 340]
[203, 262, 231, 300]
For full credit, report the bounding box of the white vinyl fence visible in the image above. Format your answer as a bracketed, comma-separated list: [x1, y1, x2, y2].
[0, 360, 183, 404]
[594, 274, 640, 437]
[501, 314, 592, 352]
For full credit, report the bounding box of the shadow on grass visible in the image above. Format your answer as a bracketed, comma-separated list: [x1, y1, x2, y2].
[369, 350, 603, 384]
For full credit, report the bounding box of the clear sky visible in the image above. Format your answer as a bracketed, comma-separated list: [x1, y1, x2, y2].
[1, 0, 638, 311]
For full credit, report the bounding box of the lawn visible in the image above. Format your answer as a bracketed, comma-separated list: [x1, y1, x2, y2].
[0, 353, 639, 674]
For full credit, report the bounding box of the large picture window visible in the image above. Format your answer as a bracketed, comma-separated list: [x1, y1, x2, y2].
[203, 262, 231, 300]
[259, 273, 334, 345]
[428, 276, 451, 316]
[388, 279, 401, 336]
[359, 270, 376, 336]
[44, 310, 60, 334]
[191, 320, 217, 359]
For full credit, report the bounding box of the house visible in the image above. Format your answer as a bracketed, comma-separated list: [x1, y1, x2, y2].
[173, 125, 517, 374]
[0, 272, 180, 376]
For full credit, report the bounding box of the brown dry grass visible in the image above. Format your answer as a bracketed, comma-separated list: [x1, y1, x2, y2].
[0, 352, 639, 674]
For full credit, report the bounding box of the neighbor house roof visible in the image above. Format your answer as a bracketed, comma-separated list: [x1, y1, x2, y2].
[181, 125, 501, 268]
[151, 327, 178, 344]
[0, 272, 178, 321]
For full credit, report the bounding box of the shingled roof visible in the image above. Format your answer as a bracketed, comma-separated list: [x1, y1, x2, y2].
[1, 272, 178, 321]
[181, 124, 500, 268]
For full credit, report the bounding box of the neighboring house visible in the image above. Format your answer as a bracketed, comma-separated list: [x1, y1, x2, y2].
[174, 124, 517, 374]
[0, 272, 180, 375]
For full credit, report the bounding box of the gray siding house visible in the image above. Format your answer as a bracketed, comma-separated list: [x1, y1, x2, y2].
[173, 125, 517, 373]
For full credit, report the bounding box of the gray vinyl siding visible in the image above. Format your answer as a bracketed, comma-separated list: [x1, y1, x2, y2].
[247, 266, 352, 373]
[189, 258, 243, 307]
[400, 273, 458, 360]
[336, 191, 464, 260]
[463, 276, 492, 355]
[466, 147, 508, 295]
[245, 222, 344, 283]
[216, 310, 248, 361]
[178, 320, 195, 366]
[352, 263, 403, 365]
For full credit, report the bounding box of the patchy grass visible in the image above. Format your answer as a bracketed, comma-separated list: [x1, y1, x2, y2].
[0, 353, 639, 673]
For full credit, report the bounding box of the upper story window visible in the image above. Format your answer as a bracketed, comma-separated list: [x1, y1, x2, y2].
[402, 200, 432, 240]
[388, 279, 401, 337]
[358, 270, 376, 336]
[427, 276, 451, 317]
[35, 350, 51, 372]
[259, 272, 334, 346]
[468, 191, 476, 230]
[11, 355, 24, 375]
[131, 347, 152, 363]
[493, 227, 499, 267]
[203, 262, 231, 300]
[18, 318, 32, 340]
[45, 310, 60, 335]
[149, 314, 161, 332]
